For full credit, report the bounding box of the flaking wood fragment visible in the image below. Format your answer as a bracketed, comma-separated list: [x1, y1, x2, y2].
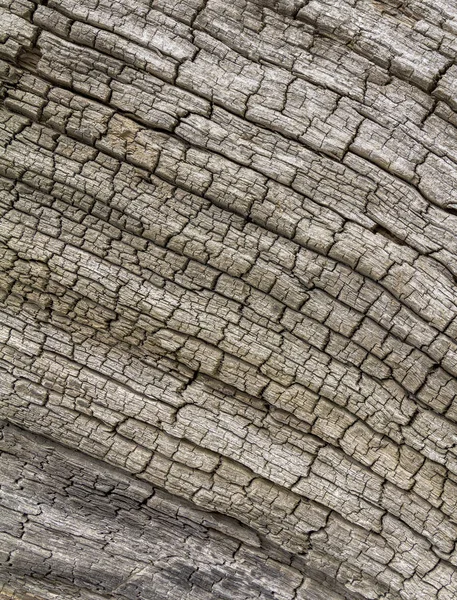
[2, 0, 457, 598]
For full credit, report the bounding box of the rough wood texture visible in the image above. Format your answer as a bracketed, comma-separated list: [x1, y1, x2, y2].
[1, 0, 457, 598]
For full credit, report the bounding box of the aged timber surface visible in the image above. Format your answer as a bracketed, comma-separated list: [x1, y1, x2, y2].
[2, 0, 457, 598]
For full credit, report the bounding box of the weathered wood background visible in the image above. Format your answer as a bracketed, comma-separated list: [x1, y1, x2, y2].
[2, 0, 457, 598]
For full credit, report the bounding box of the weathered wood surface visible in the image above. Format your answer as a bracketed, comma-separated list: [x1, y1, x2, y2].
[0, 420, 357, 600]
[2, 0, 457, 598]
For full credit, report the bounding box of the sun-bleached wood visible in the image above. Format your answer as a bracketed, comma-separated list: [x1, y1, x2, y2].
[2, 0, 457, 598]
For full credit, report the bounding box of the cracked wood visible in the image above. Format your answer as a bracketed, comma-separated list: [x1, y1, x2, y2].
[2, 0, 457, 599]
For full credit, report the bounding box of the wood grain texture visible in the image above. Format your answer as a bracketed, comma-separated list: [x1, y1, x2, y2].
[1, 0, 457, 598]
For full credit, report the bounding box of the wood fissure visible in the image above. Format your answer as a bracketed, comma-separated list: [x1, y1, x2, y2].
[2, 0, 457, 598]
